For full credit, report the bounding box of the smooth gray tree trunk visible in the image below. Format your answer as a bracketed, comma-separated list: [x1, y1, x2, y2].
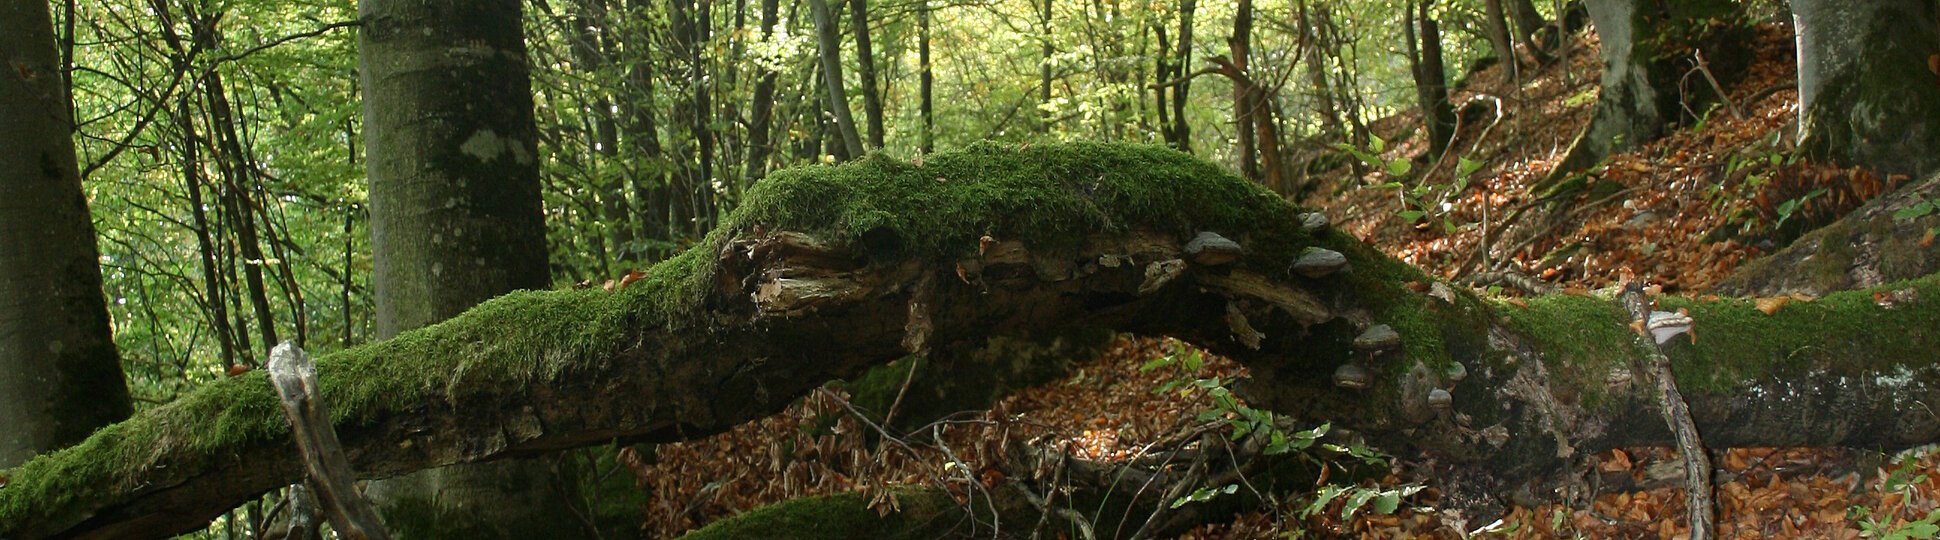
[354, 0, 572, 536]
[1549, 0, 1745, 178]
[1791, 0, 1940, 178]
[0, 0, 133, 469]
[809, 0, 864, 159]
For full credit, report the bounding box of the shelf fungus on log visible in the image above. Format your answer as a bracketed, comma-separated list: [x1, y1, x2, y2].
[1299, 212, 1331, 233]
[1184, 231, 1243, 266]
[1292, 247, 1347, 278]
[1642, 309, 1696, 345]
[1333, 364, 1372, 389]
[1353, 324, 1402, 353]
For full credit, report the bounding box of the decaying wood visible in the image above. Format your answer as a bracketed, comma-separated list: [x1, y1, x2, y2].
[6, 203, 1940, 538]
[267, 343, 391, 540]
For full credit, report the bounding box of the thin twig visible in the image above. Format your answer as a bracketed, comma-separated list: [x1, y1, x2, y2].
[1616, 279, 1714, 539]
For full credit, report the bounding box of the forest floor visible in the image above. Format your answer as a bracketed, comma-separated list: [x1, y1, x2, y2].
[625, 20, 1940, 540]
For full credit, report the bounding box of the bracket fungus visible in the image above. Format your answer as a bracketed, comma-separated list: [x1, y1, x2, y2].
[1184, 231, 1243, 266]
[1298, 211, 1331, 233]
[1427, 388, 1453, 412]
[1352, 324, 1402, 353]
[1333, 363, 1372, 389]
[1644, 308, 1696, 345]
[1292, 247, 1347, 278]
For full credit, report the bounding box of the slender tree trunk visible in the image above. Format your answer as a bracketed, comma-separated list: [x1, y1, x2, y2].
[1299, 1, 1341, 140]
[745, 0, 781, 182]
[1153, 21, 1173, 146]
[569, 0, 638, 265]
[849, 0, 884, 149]
[1038, 0, 1053, 132]
[1415, 0, 1455, 158]
[355, 0, 574, 535]
[1171, 0, 1194, 152]
[175, 95, 240, 370]
[623, 0, 670, 260]
[1507, 0, 1552, 61]
[919, 0, 933, 154]
[0, 0, 133, 469]
[1229, 0, 1258, 181]
[1484, 0, 1519, 80]
[203, 76, 281, 353]
[809, 0, 863, 159]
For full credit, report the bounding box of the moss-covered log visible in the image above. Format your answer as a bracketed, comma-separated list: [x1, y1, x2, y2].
[3, 143, 1938, 539]
[1718, 171, 1940, 297]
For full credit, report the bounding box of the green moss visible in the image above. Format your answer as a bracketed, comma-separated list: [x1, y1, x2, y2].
[1657, 275, 1940, 392]
[722, 141, 1309, 268]
[1, 143, 1323, 536]
[1494, 275, 1940, 396]
[677, 490, 968, 540]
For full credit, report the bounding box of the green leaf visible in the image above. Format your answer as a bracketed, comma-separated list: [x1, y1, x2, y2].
[1386, 158, 1412, 176]
[1341, 489, 1379, 521]
[1456, 157, 1482, 179]
[1397, 210, 1426, 222]
[1893, 201, 1936, 221]
[1371, 492, 1401, 515]
[1370, 134, 1387, 153]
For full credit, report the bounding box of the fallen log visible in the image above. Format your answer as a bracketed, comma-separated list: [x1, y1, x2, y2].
[3, 143, 1937, 539]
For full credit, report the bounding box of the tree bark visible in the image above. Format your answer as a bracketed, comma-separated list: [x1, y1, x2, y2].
[1718, 171, 1940, 297]
[1037, 0, 1054, 133]
[1790, 0, 1940, 179]
[744, 0, 782, 182]
[8, 143, 1940, 539]
[1484, 0, 1520, 81]
[1405, 0, 1456, 160]
[353, 0, 572, 536]
[809, 0, 864, 159]
[1229, 0, 1258, 182]
[849, 0, 884, 150]
[1548, 0, 1748, 179]
[1171, 0, 1195, 152]
[0, 0, 133, 469]
[918, 0, 933, 154]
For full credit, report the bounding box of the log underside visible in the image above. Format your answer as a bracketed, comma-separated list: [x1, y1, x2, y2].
[2, 144, 1937, 539]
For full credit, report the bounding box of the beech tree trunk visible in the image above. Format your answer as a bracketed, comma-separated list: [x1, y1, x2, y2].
[7, 143, 1940, 539]
[809, 0, 863, 159]
[918, 0, 933, 154]
[1790, 0, 1940, 179]
[849, 0, 883, 150]
[1549, 0, 1747, 178]
[745, 0, 781, 182]
[353, 0, 573, 536]
[1171, 0, 1195, 152]
[0, 0, 133, 469]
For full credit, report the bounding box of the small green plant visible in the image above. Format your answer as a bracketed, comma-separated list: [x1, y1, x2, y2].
[1336, 135, 1484, 233]
[1892, 197, 1936, 221]
[1851, 449, 1940, 539]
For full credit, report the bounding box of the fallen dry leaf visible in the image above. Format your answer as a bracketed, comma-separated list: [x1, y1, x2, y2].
[1755, 296, 1791, 315]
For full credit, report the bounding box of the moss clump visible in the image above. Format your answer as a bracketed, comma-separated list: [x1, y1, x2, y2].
[1657, 275, 1940, 391]
[677, 490, 968, 540]
[1495, 274, 1940, 396]
[723, 141, 1309, 268]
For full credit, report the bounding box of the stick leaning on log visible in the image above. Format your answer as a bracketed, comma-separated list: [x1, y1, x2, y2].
[268, 342, 393, 540]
